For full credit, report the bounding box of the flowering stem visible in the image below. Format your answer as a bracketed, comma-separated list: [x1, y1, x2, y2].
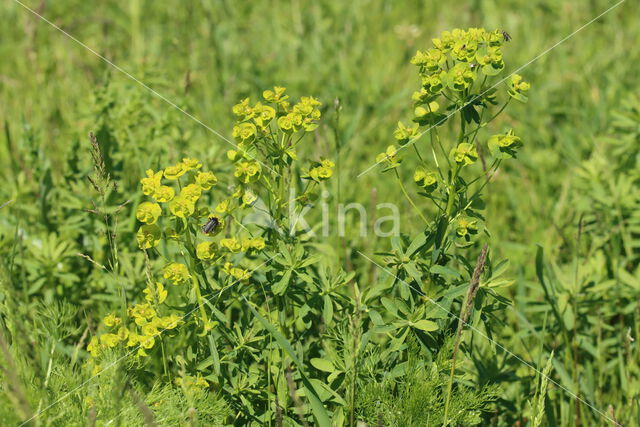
[183, 224, 209, 331]
[191, 275, 209, 332]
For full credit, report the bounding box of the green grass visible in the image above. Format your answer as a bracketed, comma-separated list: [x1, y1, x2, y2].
[1, 0, 639, 425]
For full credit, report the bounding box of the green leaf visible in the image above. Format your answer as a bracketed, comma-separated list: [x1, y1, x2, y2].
[207, 335, 220, 376]
[412, 319, 439, 331]
[272, 269, 292, 295]
[368, 309, 385, 326]
[323, 295, 333, 326]
[403, 261, 424, 284]
[430, 264, 462, 283]
[311, 358, 335, 373]
[406, 231, 428, 256]
[381, 297, 399, 317]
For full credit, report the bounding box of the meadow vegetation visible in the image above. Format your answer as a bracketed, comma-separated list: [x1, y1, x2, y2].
[0, 1, 638, 425]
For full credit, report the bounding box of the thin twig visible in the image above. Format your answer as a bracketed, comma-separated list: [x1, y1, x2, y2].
[443, 244, 488, 425]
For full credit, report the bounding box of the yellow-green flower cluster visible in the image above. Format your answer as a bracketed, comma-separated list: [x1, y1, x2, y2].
[303, 159, 335, 182]
[220, 237, 242, 253]
[136, 224, 161, 249]
[135, 159, 218, 249]
[234, 160, 261, 184]
[227, 88, 333, 222]
[376, 145, 402, 169]
[143, 282, 168, 305]
[218, 236, 266, 254]
[223, 262, 251, 281]
[88, 297, 182, 359]
[394, 121, 419, 145]
[414, 168, 438, 192]
[455, 216, 480, 243]
[163, 262, 191, 285]
[228, 87, 322, 170]
[451, 143, 478, 166]
[231, 87, 321, 140]
[136, 202, 162, 224]
[488, 129, 522, 159]
[196, 241, 217, 260]
[508, 74, 531, 103]
[408, 28, 529, 126]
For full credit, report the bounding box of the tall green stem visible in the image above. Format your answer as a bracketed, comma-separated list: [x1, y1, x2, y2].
[394, 169, 429, 225]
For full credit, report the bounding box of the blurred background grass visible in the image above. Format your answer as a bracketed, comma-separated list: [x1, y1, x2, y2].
[1, 0, 637, 259]
[1, 0, 639, 424]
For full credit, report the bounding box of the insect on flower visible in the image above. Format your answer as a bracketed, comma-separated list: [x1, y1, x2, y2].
[202, 216, 221, 234]
[502, 30, 512, 42]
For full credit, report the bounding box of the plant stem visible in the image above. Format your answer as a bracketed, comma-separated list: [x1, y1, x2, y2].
[445, 165, 459, 218]
[443, 245, 488, 426]
[394, 169, 429, 225]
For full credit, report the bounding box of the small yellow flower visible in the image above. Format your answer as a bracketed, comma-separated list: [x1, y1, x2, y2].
[277, 114, 295, 132]
[164, 163, 187, 180]
[241, 237, 266, 251]
[116, 327, 129, 341]
[455, 217, 479, 239]
[195, 171, 218, 190]
[127, 332, 141, 347]
[158, 314, 181, 330]
[232, 98, 254, 119]
[232, 186, 244, 198]
[451, 143, 478, 165]
[241, 190, 257, 207]
[216, 199, 231, 214]
[169, 196, 195, 218]
[138, 336, 156, 357]
[87, 336, 101, 357]
[99, 333, 121, 348]
[130, 303, 156, 320]
[232, 122, 258, 143]
[141, 321, 159, 337]
[181, 158, 202, 171]
[254, 103, 276, 127]
[152, 185, 175, 203]
[196, 241, 217, 260]
[103, 313, 121, 327]
[413, 168, 438, 192]
[180, 184, 202, 203]
[163, 262, 191, 285]
[250, 237, 266, 250]
[220, 238, 242, 253]
[136, 202, 162, 224]
[136, 224, 161, 249]
[263, 86, 288, 104]
[376, 145, 401, 168]
[143, 282, 168, 305]
[304, 159, 334, 182]
[194, 375, 208, 388]
[141, 170, 162, 195]
[139, 335, 155, 350]
[231, 267, 251, 281]
[234, 161, 261, 184]
[321, 159, 335, 169]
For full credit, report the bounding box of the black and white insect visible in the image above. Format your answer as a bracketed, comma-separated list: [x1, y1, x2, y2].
[502, 30, 512, 42]
[202, 216, 221, 234]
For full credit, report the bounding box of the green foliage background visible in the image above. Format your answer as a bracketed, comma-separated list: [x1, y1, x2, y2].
[0, 0, 639, 425]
